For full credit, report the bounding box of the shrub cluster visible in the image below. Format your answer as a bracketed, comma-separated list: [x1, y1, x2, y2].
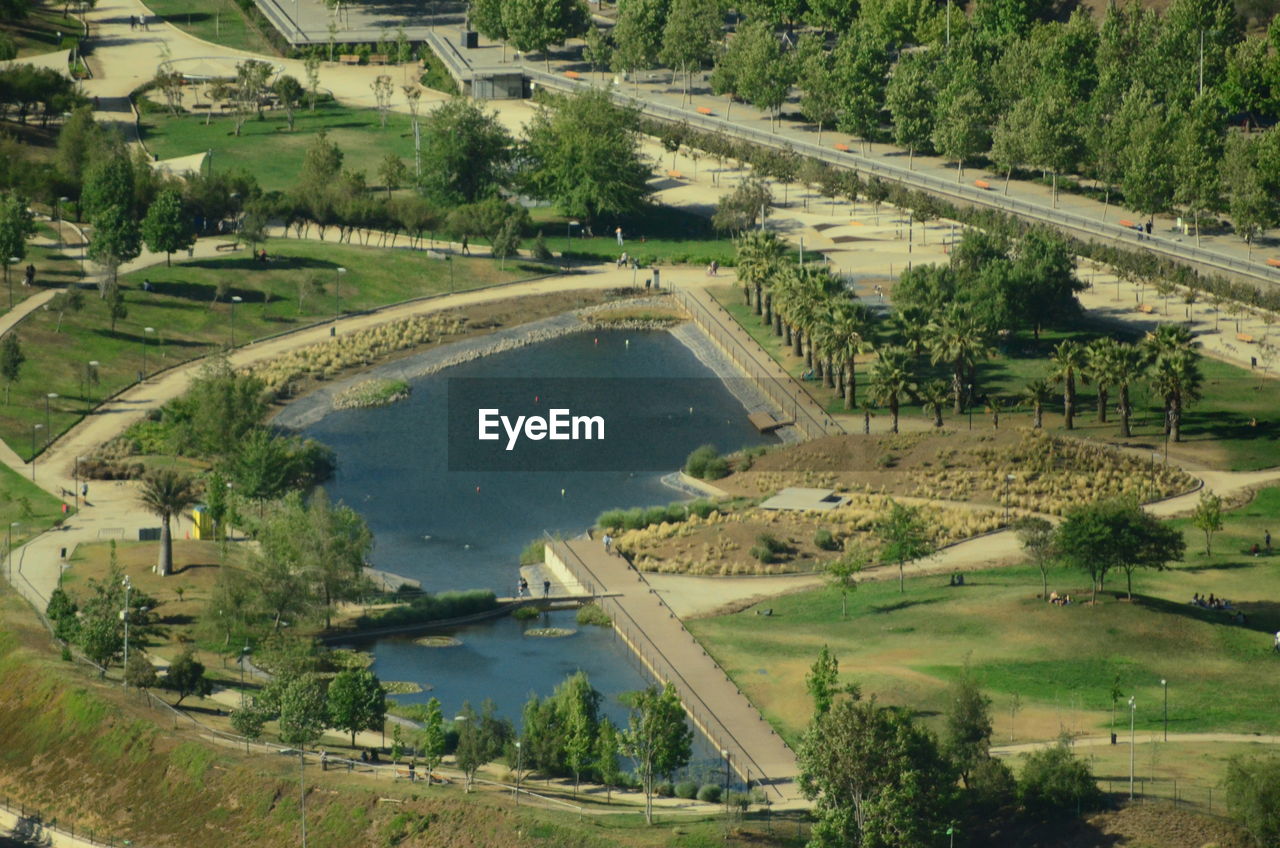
[597, 499, 718, 532]
[354, 590, 499, 629]
[685, 445, 730, 480]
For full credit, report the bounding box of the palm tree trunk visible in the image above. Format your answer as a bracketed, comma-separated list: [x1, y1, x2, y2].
[844, 361, 856, 409]
[952, 370, 963, 415]
[1064, 378, 1075, 430]
[890, 398, 899, 434]
[823, 359, 835, 388]
[1119, 385, 1132, 438]
[1034, 403, 1043, 429]
[754, 283, 763, 315]
[1171, 397, 1182, 442]
[157, 516, 172, 576]
[1097, 387, 1109, 423]
[793, 329, 803, 357]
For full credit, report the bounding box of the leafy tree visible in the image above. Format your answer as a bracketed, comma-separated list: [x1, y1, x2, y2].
[1055, 498, 1186, 602]
[622, 683, 693, 824]
[825, 546, 865, 618]
[945, 665, 993, 787]
[521, 692, 565, 776]
[417, 697, 446, 786]
[805, 645, 857, 717]
[659, 0, 722, 99]
[797, 34, 840, 145]
[1191, 489, 1223, 555]
[611, 0, 669, 83]
[231, 700, 268, 747]
[1172, 95, 1224, 246]
[1018, 736, 1103, 818]
[302, 55, 321, 111]
[490, 217, 522, 269]
[990, 98, 1034, 193]
[1013, 516, 1056, 600]
[164, 358, 268, 458]
[712, 177, 772, 234]
[140, 188, 194, 267]
[1010, 229, 1083, 338]
[1117, 87, 1175, 225]
[501, 0, 589, 67]
[46, 586, 80, 643]
[470, 0, 508, 43]
[520, 90, 651, 221]
[165, 648, 213, 706]
[456, 699, 512, 791]
[272, 75, 303, 131]
[278, 671, 328, 748]
[1150, 347, 1203, 443]
[869, 347, 916, 435]
[417, 99, 513, 205]
[137, 469, 200, 577]
[1224, 753, 1280, 848]
[1220, 127, 1280, 250]
[0, 192, 34, 275]
[876, 499, 935, 593]
[885, 53, 935, 168]
[595, 717, 623, 802]
[327, 668, 386, 746]
[581, 25, 612, 81]
[713, 20, 791, 125]
[88, 204, 141, 286]
[832, 25, 889, 149]
[558, 672, 599, 795]
[377, 153, 407, 197]
[798, 696, 957, 848]
[232, 59, 273, 135]
[81, 151, 135, 220]
[105, 283, 127, 333]
[0, 331, 23, 404]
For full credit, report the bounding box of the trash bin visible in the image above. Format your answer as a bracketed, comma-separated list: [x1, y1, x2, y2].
[1110, 732, 1117, 745]
[464, 30, 478, 48]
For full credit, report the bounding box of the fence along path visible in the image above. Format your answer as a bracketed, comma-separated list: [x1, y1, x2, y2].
[548, 537, 803, 804]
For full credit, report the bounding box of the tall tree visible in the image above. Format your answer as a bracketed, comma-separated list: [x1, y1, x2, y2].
[87, 204, 141, 287]
[610, 0, 669, 82]
[876, 499, 935, 593]
[832, 25, 889, 150]
[140, 189, 194, 267]
[418, 98, 513, 205]
[622, 683, 693, 824]
[1150, 347, 1203, 443]
[165, 648, 213, 706]
[1014, 515, 1056, 600]
[595, 718, 624, 803]
[869, 346, 916, 434]
[1191, 489, 1223, 555]
[327, 668, 386, 747]
[798, 697, 957, 848]
[0, 192, 34, 279]
[0, 331, 23, 404]
[927, 310, 993, 415]
[1055, 498, 1186, 602]
[944, 665, 993, 788]
[1049, 340, 1087, 430]
[418, 697, 446, 786]
[659, 0, 722, 100]
[1172, 95, 1224, 246]
[520, 90, 651, 221]
[885, 53, 935, 168]
[825, 545, 866, 618]
[796, 33, 840, 145]
[1219, 127, 1280, 250]
[137, 469, 201, 577]
[456, 699, 511, 792]
[278, 672, 329, 748]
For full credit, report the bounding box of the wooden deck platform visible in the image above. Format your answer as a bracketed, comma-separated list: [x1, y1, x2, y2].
[748, 410, 793, 433]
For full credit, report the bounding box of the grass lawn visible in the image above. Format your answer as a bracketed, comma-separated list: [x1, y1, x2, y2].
[0, 239, 550, 460]
[530, 205, 738, 268]
[2, 222, 86, 315]
[688, 487, 1280, 760]
[140, 0, 277, 55]
[708, 285, 1280, 471]
[0, 2, 81, 58]
[140, 103, 416, 193]
[0, 461, 71, 551]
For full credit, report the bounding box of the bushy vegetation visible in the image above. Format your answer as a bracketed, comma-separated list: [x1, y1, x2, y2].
[684, 444, 729, 479]
[575, 603, 612, 627]
[353, 590, 499, 630]
[596, 499, 719, 532]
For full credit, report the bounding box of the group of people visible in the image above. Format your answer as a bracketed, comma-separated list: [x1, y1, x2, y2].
[616, 252, 642, 269]
[705, 260, 719, 276]
[515, 576, 552, 598]
[1048, 591, 1074, 606]
[1191, 593, 1234, 611]
[128, 14, 150, 30]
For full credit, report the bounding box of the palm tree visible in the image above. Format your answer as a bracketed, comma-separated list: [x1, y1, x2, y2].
[870, 347, 916, 434]
[920, 380, 949, 427]
[927, 310, 994, 414]
[1144, 324, 1199, 433]
[1086, 338, 1120, 424]
[826, 299, 875, 409]
[734, 231, 785, 314]
[889, 306, 931, 360]
[1050, 340, 1088, 430]
[987, 394, 1007, 429]
[1020, 378, 1054, 429]
[138, 469, 201, 577]
[1112, 343, 1145, 438]
[1150, 348, 1203, 442]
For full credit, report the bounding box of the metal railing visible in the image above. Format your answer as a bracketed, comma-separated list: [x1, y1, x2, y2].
[551, 537, 790, 801]
[671, 285, 841, 440]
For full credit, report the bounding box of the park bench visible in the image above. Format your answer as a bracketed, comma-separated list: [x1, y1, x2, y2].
[1136, 303, 1155, 314]
[215, 242, 241, 252]
[834, 143, 850, 152]
[1237, 333, 1256, 343]
[973, 179, 991, 190]
[368, 54, 389, 65]
[667, 170, 683, 179]
[338, 54, 360, 65]
[191, 103, 210, 110]
[695, 106, 713, 115]
[1267, 258, 1280, 268]
[1117, 219, 1136, 228]
[564, 70, 581, 79]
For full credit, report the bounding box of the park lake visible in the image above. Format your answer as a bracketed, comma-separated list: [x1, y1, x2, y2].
[300, 328, 776, 756]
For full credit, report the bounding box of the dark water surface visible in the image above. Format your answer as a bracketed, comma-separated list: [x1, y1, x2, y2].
[306, 329, 775, 736]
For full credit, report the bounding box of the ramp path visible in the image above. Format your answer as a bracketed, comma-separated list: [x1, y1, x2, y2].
[547, 537, 804, 806]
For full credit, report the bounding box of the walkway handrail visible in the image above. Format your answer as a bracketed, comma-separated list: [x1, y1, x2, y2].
[552, 538, 787, 801]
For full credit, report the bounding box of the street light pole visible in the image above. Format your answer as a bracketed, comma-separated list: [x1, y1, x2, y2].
[1128, 696, 1136, 799]
[122, 575, 132, 681]
[1161, 679, 1168, 742]
[85, 360, 99, 413]
[967, 384, 974, 430]
[513, 740, 522, 805]
[142, 326, 154, 378]
[45, 392, 57, 438]
[230, 295, 243, 347]
[334, 267, 347, 321]
[30, 424, 42, 480]
[240, 641, 251, 708]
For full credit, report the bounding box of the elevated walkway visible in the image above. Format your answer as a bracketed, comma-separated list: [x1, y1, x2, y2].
[546, 537, 802, 803]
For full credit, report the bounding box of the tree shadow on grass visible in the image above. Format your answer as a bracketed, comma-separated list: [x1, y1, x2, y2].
[160, 11, 213, 22]
[87, 328, 208, 348]
[158, 613, 196, 627]
[1183, 559, 1258, 572]
[870, 597, 942, 614]
[185, 255, 340, 272]
[1136, 594, 1280, 635]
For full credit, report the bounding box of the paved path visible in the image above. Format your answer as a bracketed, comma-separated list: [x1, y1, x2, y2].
[992, 731, 1280, 756]
[549, 537, 804, 806]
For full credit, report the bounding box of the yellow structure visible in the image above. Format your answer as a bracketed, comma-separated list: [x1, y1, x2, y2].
[191, 505, 214, 540]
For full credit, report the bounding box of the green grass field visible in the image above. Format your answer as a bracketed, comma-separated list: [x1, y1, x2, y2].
[140, 0, 277, 55]
[688, 487, 1280, 751]
[0, 3, 81, 58]
[709, 286, 1280, 471]
[0, 239, 550, 460]
[0, 461, 71, 550]
[140, 103, 415, 193]
[530, 205, 738, 267]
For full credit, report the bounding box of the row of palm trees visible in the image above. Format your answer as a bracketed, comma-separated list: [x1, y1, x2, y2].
[734, 233, 1204, 438]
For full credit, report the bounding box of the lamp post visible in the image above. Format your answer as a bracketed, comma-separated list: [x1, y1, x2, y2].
[967, 383, 974, 430]
[57, 196, 69, 249]
[45, 392, 57, 438]
[334, 267, 346, 321]
[30, 424, 42, 479]
[1161, 679, 1168, 742]
[239, 641, 251, 708]
[455, 714, 471, 791]
[513, 740, 522, 805]
[1004, 473, 1015, 523]
[84, 360, 99, 413]
[1128, 696, 1136, 799]
[121, 575, 132, 682]
[141, 326, 154, 378]
[565, 220, 579, 270]
[229, 295, 242, 346]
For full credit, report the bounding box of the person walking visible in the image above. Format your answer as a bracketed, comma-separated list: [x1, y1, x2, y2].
[1274, 630, 1280, 653]
[542, 579, 551, 598]
[1266, 530, 1272, 552]
[129, 14, 136, 29]
[615, 226, 624, 247]
[461, 235, 469, 255]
